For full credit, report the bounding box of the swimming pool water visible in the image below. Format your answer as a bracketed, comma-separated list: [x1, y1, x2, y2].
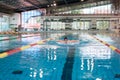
[0, 32, 120, 80]
[0, 45, 68, 80]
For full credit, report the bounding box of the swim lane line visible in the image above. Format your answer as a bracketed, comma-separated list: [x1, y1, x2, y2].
[91, 36, 120, 54]
[0, 34, 40, 41]
[0, 38, 51, 58]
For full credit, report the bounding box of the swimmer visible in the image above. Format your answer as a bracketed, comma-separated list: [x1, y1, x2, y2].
[57, 37, 79, 44]
[64, 37, 68, 43]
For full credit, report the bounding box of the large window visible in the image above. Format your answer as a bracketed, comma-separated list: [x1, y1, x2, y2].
[97, 20, 110, 30]
[59, 4, 112, 14]
[82, 4, 111, 14]
[44, 20, 90, 31]
[0, 15, 10, 32]
[22, 9, 46, 31]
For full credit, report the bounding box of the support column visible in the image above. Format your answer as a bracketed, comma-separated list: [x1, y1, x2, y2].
[43, 20, 46, 31]
[91, 18, 96, 29]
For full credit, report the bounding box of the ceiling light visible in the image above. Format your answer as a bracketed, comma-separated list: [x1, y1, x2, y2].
[47, 5, 49, 7]
[81, 0, 84, 1]
[53, 3, 56, 6]
[51, 4, 53, 6]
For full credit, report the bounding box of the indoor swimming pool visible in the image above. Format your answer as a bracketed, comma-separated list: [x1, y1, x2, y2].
[0, 32, 120, 80]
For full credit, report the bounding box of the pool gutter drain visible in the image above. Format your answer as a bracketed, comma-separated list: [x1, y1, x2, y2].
[115, 74, 120, 78]
[12, 70, 23, 74]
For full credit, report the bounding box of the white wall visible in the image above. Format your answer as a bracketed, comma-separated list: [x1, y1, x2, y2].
[0, 12, 11, 32]
[9, 13, 20, 27]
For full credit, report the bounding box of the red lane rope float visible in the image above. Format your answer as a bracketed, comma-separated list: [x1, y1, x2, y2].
[92, 36, 120, 54]
[0, 34, 40, 41]
[0, 38, 51, 58]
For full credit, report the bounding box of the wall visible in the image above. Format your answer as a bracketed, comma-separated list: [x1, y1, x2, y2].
[109, 18, 120, 33]
[9, 13, 21, 28]
[110, 18, 119, 28]
[0, 13, 10, 32]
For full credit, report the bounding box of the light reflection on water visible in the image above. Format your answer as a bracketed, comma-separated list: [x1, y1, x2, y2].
[79, 45, 111, 59]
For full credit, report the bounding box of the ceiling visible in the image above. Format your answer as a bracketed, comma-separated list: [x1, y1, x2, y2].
[0, 0, 111, 14]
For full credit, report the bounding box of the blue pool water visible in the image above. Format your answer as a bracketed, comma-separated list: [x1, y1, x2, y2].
[0, 32, 120, 80]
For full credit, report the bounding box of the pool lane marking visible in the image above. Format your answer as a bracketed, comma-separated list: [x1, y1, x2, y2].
[91, 36, 120, 54]
[0, 38, 51, 58]
[0, 34, 64, 58]
[0, 52, 8, 58]
[61, 47, 75, 80]
[0, 34, 40, 41]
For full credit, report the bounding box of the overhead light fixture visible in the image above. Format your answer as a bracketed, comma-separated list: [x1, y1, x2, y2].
[53, 3, 56, 6]
[51, 4, 53, 6]
[47, 5, 49, 7]
[81, 0, 84, 1]
[47, 1, 57, 7]
[53, 1, 56, 6]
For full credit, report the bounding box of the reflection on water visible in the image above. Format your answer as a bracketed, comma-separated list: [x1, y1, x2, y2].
[80, 58, 94, 72]
[29, 68, 43, 78]
[79, 45, 111, 59]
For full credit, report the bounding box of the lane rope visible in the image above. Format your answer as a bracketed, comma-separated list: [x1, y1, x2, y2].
[91, 36, 120, 54]
[0, 34, 40, 41]
[0, 38, 51, 58]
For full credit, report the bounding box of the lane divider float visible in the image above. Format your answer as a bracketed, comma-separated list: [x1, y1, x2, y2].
[0, 34, 40, 41]
[0, 31, 39, 35]
[91, 36, 120, 54]
[0, 38, 51, 58]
